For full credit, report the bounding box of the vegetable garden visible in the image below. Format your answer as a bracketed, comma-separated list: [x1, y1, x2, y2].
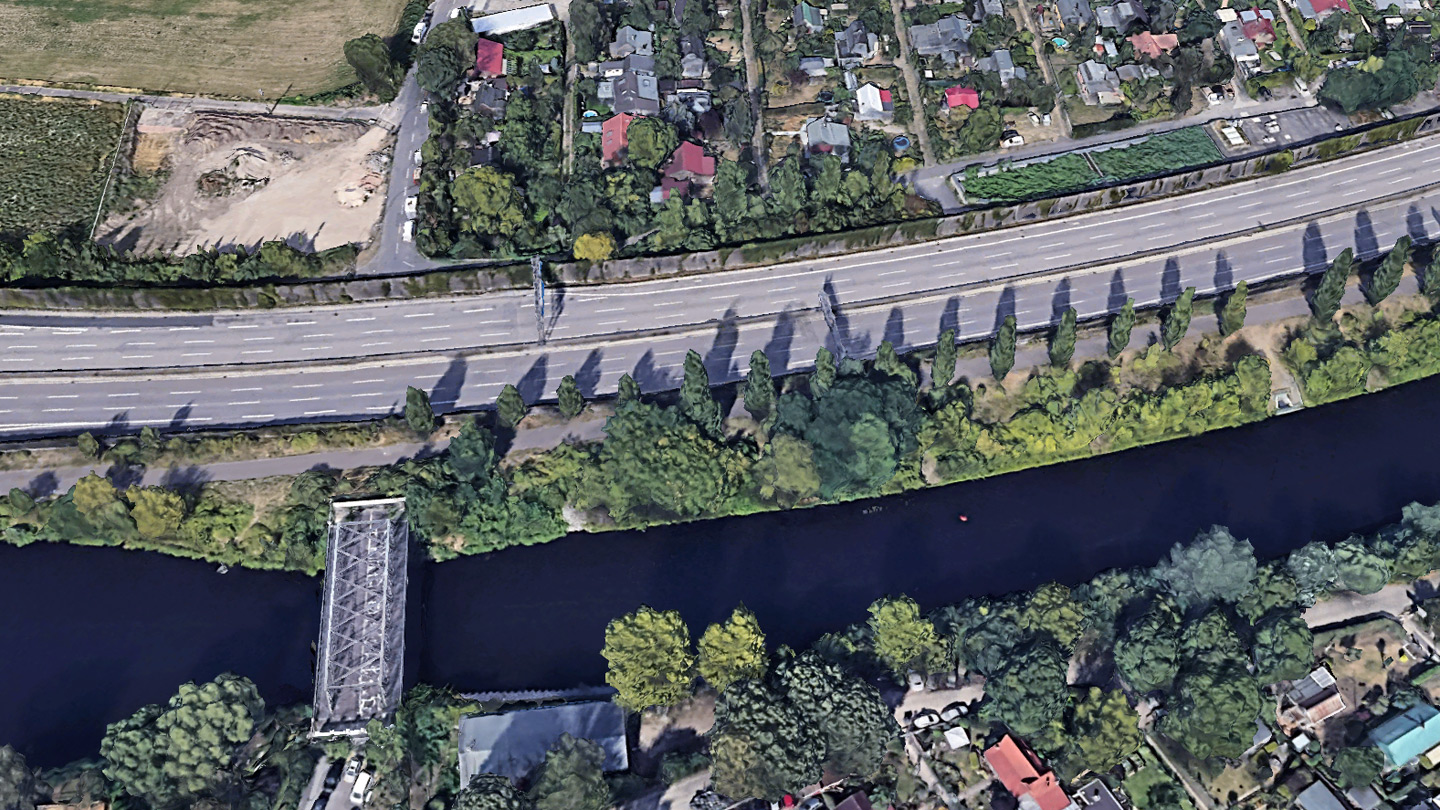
[0, 96, 126, 233]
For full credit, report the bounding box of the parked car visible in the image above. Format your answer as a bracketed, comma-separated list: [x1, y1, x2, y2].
[404, 195, 418, 217]
[419, 99, 429, 114]
[411, 149, 423, 166]
[401, 220, 415, 242]
[411, 167, 421, 184]
[341, 758, 361, 784]
[912, 710, 941, 729]
[450, 6, 464, 17]
[410, 21, 427, 44]
[350, 771, 373, 805]
[940, 702, 968, 722]
[906, 671, 924, 691]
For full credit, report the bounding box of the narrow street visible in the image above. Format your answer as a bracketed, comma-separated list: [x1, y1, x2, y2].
[738, 0, 771, 189]
[1013, 0, 1070, 139]
[887, 0, 937, 165]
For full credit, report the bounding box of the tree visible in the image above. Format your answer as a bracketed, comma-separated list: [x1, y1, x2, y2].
[982, 640, 1070, 735]
[1220, 280, 1248, 336]
[990, 315, 1017, 380]
[497, 384, 527, 429]
[680, 350, 723, 436]
[698, 605, 767, 691]
[1331, 745, 1386, 790]
[1161, 286, 1195, 350]
[1115, 597, 1181, 692]
[0, 746, 35, 810]
[776, 651, 894, 777]
[616, 374, 641, 405]
[1108, 298, 1135, 358]
[568, 0, 608, 62]
[627, 118, 680, 170]
[1022, 583, 1086, 649]
[1152, 526, 1258, 609]
[875, 341, 917, 387]
[344, 34, 401, 101]
[1333, 537, 1392, 594]
[1070, 688, 1141, 772]
[583, 400, 734, 521]
[1050, 307, 1077, 367]
[602, 606, 695, 711]
[709, 680, 823, 801]
[1367, 236, 1412, 305]
[77, 431, 100, 458]
[454, 774, 532, 810]
[867, 595, 945, 676]
[128, 486, 186, 539]
[406, 386, 437, 433]
[1319, 51, 1419, 113]
[1162, 664, 1263, 759]
[557, 375, 584, 419]
[1288, 541, 1340, 602]
[452, 166, 527, 237]
[933, 328, 958, 395]
[417, 42, 467, 96]
[811, 347, 837, 395]
[1424, 251, 1440, 301]
[1253, 612, 1314, 683]
[1313, 248, 1354, 322]
[754, 434, 821, 507]
[100, 674, 263, 806]
[744, 351, 775, 423]
[529, 735, 611, 810]
[573, 232, 615, 262]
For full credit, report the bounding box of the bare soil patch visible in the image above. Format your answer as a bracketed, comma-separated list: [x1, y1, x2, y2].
[99, 111, 391, 255]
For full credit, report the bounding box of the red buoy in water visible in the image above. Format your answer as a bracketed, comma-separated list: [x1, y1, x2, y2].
[958, 514, 968, 522]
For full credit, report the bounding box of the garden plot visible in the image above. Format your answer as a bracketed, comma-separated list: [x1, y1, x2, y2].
[0, 95, 126, 233]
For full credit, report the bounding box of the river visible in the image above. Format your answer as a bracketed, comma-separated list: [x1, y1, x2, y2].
[6, 374, 1440, 766]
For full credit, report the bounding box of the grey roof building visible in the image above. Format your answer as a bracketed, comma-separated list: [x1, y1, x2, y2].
[609, 25, 655, 58]
[794, 1, 825, 33]
[457, 702, 629, 786]
[973, 0, 1005, 19]
[1057, 0, 1094, 26]
[835, 20, 878, 66]
[1218, 19, 1260, 63]
[1296, 783, 1347, 810]
[1116, 63, 1159, 81]
[799, 56, 830, 76]
[612, 69, 661, 114]
[1095, 0, 1147, 29]
[1076, 59, 1121, 104]
[598, 54, 657, 76]
[802, 117, 852, 159]
[909, 15, 975, 64]
[975, 48, 1027, 83]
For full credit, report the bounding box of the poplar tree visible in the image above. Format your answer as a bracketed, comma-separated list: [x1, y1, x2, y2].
[990, 316, 1017, 381]
[616, 373, 641, 404]
[811, 347, 836, 395]
[1366, 236, 1411, 305]
[1220, 280, 1248, 336]
[1161, 287, 1195, 350]
[405, 386, 436, 433]
[932, 328, 957, 394]
[680, 350, 722, 435]
[744, 351, 775, 422]
[1312, 248, 1354, 322]
[496, 383, 527, 429]
[1050, 307, 1077, 367]
[556, 375, 584, 419]
[1108, 298, 1135, 358]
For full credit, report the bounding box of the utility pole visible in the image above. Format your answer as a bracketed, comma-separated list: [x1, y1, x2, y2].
[532, 256, 546, 345]
[819, 286, 845, 358]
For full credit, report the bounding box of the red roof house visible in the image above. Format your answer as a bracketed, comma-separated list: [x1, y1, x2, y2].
[984, 736, 1074, 810]
[1240, 8, 1277, 44]
[1128, 31, 1179, 58]
[475, 38, 505, 78]
[662, 141, 716, 181]
[601, 112, 636, 163]
[945, 85, 980, 109]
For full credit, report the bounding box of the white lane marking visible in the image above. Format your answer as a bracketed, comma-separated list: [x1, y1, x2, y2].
[462, 307, 493, 313]
[107, 393, 139, 398]
[293, 383, 323, 389]
[304, 409, 337, 416]
[232, 387, 263, 392]
[183, 339, 214, 344]
[290, 397, 321, 403]
[227, 324, 259, 330]
[403, 312, 435, 318]
[287, 320, 316, 326]
[346, 316, 377, 322]
[243, 336, 274, 342]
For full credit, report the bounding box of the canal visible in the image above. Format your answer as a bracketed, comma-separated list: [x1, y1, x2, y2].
[5, 373, 1440, 766]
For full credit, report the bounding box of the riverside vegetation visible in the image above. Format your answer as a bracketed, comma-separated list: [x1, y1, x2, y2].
[3, 240, 1440, 572]
[6, 501, 1440, 810]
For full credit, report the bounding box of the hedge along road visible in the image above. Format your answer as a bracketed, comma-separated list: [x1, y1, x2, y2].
[2, 137, 1440, 436]
[8, 369, 1440, 768]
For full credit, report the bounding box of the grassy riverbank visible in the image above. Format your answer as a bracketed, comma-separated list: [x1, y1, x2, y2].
[3, 255, 1439, 573]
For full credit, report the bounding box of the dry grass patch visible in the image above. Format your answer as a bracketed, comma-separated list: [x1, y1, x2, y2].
[0, 0, 409, 97]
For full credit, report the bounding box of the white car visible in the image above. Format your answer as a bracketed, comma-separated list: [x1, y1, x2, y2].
[419, 99, 430, 114]
[350, 771, 372, 805]
[410, 21, 427, 44]
[401, 220, 415, 242]
[450, 6, 464, 17]
[404, 195, 418, 217]
[912, 710, 942, 729]
[411, 149, 423, 167]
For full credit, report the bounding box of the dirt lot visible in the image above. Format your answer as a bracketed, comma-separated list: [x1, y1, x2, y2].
[0, 0, 408, 97]
[98, 110, 390, 255]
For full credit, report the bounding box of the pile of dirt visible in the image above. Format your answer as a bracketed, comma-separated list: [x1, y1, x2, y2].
[99, 111, 392, 255]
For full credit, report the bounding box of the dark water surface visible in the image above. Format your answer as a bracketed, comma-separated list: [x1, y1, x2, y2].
[7, 374, 1440, 766]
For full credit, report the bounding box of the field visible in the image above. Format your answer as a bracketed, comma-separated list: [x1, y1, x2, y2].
[959, 127, 1224, 203]
[0, 95, 125, 233]
[0, 0, 410, 98]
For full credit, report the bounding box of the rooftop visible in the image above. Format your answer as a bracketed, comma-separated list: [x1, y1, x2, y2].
[457, 701, 628, 786]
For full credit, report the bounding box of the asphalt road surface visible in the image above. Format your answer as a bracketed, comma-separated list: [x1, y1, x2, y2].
[3, 135, 1440, 437]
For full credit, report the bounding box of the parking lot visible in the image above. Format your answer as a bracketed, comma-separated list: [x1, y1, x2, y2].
[298, 756, 372, 810]
[1216, 105, 1353, 156]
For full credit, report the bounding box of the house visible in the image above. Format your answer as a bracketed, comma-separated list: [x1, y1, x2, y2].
[468, 144, 497, 166]
[802, 117, 852, 159]
[1116, 63, 1159, 81]
[835, 20, 878, 67]
[1371, 703, 1440, 768]
[1076, 59, 1122, 104]
[472, 78, 509, 116]
[672, 86, 712, 113]
[611, 69, 661, 114]
[599, 54, 656, 77]
[794, 1, 825, 34]
[1282, 667, 1348, 727]
[652, 140, 716, 200]
[456, 701, 628, 786]
[1075, 780, 1124, 810]
[1219, 20, 1260, 64]
[909, 15, 975, 65]
[1240, 7, 1277, 45]
[975, 49, 1027, 83]
[601, 112, 635, 163]
[469, 3, 556, 34]
[610, 25, 655, 58]
[855, 82, 894, 120]
[1128, 31, 1178, 57]
[984, 736, 1077, 810]
[475, 38, 505, 78]
[680, 35, 707, 78]
[944, 85, 980, 109]
[1094, 35, 1118, 57]
[799, 56, 830, 76]
[1056, 0, 1094, 26]
[1096, 0, 1148, 30]
[1296, 782, 1348, 810]
[973, 0, 1006, 19]
[1381, 0, 1425, 13]
[1295, 0, 1351, 20]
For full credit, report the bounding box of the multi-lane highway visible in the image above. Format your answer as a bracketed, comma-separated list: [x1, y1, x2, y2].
[2, 134, 1440, 436]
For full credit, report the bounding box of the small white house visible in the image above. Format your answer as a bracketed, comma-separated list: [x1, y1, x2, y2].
[855, 82, 894, 120]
